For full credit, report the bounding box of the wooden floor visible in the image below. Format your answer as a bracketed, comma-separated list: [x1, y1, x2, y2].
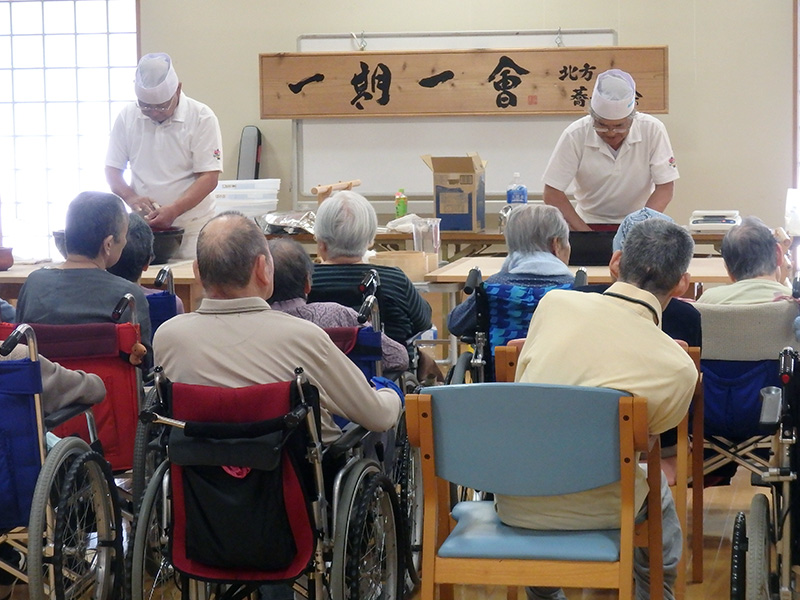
[6, 470, 757, 599]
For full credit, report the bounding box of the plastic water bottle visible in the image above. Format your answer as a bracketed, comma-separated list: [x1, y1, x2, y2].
[419, 324, 438, 341]
[506, 173, 528, 205]
[395, 188, 408, 218]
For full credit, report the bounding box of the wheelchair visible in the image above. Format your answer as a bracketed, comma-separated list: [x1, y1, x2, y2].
[0, 324, 124, 600]
[147, 266, 181, 343]
[444, 266, 580, 384]
[322, 323, 422, 596]
[729, 347, 800, 600]
[0, 293, 148, 474]
[128, 367, 416, 600]
[309, 268, 422, 393]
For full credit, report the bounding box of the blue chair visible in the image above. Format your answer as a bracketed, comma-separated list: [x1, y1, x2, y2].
[406, 382, 663, 600]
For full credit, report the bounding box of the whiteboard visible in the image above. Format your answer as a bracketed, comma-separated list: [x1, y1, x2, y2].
[294, 29, 617, 209]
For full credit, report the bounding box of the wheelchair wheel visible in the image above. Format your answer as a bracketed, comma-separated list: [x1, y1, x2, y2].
[745, 493, 772, 600]
[330, 460, 380, 600]
[132, 386, 166, 512]
[52, 450, 123, 600]
[392, 414, 422, 592]
[444, 351, 478, 385]
[730, 511, 747, 600]
[27, 436, 91, 600]
[130, 460, 180, 600]
[345, 472, 403, 600]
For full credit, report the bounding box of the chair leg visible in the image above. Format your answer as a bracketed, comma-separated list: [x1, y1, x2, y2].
[506, 586, 519, 600]
[440, 583, 454, 600]
[669, 415, 689, 600]
[691, 394, 705, 583]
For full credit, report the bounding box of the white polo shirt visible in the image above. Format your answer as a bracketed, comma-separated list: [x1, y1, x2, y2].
[106, 93, 223, 230]
[542, 113, 679, 224]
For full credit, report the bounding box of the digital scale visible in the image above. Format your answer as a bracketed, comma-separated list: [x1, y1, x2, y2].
[688, 210, 742, 233]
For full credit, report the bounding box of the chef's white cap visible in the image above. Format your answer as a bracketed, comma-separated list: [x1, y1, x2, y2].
[134, 53, 179, 105]
[590, 69, 636, 120]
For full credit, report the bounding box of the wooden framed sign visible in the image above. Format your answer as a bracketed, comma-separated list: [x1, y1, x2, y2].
[260, 46, 667, 119]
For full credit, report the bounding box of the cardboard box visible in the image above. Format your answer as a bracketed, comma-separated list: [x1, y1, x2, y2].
[369, 251, 439, 282]
[421, 154, 486, 232]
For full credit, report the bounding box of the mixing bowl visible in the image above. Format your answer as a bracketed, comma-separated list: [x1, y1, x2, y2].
[151, 227, 185, 264]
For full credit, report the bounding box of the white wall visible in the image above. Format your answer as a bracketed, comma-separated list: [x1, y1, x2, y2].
[139, 0, 794, 228]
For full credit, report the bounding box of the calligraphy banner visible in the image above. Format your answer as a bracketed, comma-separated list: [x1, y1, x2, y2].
[259, 46, 667, 119]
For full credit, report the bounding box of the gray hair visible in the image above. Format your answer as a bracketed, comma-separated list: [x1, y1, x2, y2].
[618, 219, 694, 296]
[197, 211, 271, 292]
[720, 216, 778, 281]
[504, 204, 569, 254]
[65, 191, 127, 258]
[315, 191, 377, 259]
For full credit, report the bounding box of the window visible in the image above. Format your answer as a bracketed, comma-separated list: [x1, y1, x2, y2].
[0, 0, 138, 259]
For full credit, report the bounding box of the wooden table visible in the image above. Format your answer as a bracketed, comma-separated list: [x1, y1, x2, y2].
[272, 230, 724, 262]
[425, 255, 731, 286]
[0, 260, 204, 313]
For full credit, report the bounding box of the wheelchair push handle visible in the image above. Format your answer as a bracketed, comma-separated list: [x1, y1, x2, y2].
[141, 404, 310, 439]
[780, 347, 797, 385]
[574, 267, 588, 288]
[464, 267, 482, 295]
[0, 323, 38, 359]
[357, 294, 379, 326]
[359, 268, 380, 296]
[112, 293, 137, 324]
[154, 266, 175, 295]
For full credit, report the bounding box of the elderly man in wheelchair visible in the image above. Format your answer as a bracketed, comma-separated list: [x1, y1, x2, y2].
[131, 211, 413, 600]
[0, 324, 122, 600]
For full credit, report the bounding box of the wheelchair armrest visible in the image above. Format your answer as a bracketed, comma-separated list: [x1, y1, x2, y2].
[44, 402, 92, 430]
[758, 386, 783, 434]
[328, 423, 371, 458]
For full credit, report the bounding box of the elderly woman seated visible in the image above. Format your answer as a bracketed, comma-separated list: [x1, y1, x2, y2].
[310, 191, 433, 354]
[16, 191, 152, 367]
[268, 237, 409, 372]
[447, 204, 575, 342]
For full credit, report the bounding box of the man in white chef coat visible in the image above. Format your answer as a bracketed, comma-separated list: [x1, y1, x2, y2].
[105, 52, 223, 259]
[542, 69, 679, 231]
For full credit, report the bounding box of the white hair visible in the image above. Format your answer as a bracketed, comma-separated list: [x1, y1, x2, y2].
[504, 204, 569, 254]
[315, 191, 378, 259]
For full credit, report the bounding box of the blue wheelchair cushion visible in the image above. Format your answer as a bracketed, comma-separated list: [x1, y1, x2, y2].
[0, 359, 44, 529]
[485, 283, 572, 352]
[147, 290, 179, 342]
[702, 359, 780, 439]
[438, 501, 621, 562]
